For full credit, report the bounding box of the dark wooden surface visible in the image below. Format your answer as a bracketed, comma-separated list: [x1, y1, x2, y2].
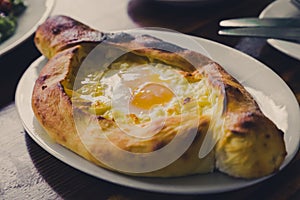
[1, 0, 300, 199]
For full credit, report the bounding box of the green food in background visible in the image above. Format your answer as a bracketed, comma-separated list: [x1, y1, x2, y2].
[0, 0, 27, 43]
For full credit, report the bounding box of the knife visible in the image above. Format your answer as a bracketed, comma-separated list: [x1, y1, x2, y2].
[292, 0, 300, 10]
[219, 18, 300, 41]
[218, 27, 300, 41]
[219, 18, 300, 27]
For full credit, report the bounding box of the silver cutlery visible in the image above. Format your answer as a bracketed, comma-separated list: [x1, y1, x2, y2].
[292, 0, 300, 9]
[219, 18, 300, 41]
[219, 17, 300, 27]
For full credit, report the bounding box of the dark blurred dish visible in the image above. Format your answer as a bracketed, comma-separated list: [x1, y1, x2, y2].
[128, 0, 241, 32]
[153, 0, 238, 7]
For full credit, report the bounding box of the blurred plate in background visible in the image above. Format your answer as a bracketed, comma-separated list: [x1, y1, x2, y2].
[154, 0, 237, 6]
[0, 0, 55, 56]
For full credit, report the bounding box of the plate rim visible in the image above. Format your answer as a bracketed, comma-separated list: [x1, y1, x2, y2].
[15, 35, 300, 194]
[0, 0, 56, 56]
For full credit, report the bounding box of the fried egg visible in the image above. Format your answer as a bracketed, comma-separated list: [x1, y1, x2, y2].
[72, 56, 219, 133]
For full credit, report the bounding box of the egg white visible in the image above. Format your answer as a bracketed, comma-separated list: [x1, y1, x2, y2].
[72, 60, 217, 126]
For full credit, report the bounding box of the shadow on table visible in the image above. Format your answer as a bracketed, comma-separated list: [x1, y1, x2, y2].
[26, 133, 194, 200]
[0, 35, 40, 108]
[25, 132, 258, 200]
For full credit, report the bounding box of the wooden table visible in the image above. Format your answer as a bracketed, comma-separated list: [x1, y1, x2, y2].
[1, 0, 300, 199]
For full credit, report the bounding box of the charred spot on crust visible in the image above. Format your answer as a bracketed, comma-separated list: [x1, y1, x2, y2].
[41, 85, 47, 90]
[143, 40, 185, 52]
[241, 120, 255, 129]
[183, 97, 191, 104]
[52, 27, 61, 35]
[57, 83, 64, 92]
[152, 141, 167, 151]
[39, 75, 49, 81]
[185, 72, 192, 77]
[105, 32, 135, 43]
[61, 135, 67, 142]
[224, 84, 242, 95]
[231, 130, 245, 136]
[278, 129, 284, 137]
[71, 46, 79, 54]
[97, 116, 106, 120]
[49, 16, 79, 33]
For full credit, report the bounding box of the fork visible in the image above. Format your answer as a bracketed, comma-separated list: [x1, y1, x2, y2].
[292, 0, 300, 9]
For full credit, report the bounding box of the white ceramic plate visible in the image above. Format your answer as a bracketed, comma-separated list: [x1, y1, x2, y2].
[259, 0, 300, 60]
[0, 0, 55, 56]
[15, 35, 300, 194]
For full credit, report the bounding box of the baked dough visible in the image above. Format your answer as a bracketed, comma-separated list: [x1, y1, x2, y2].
[32, 15, 286, 178]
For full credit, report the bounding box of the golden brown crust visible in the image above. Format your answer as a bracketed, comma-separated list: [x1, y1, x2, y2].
[32, 44, 215, 177]
[216, 112, 286, 178]
[31, 46, 101, 166]
[32, 15, 286, 178]
[34, 15, 104, 59]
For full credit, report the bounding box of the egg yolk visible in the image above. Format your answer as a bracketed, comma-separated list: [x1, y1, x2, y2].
[131, 83, 174, 110]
